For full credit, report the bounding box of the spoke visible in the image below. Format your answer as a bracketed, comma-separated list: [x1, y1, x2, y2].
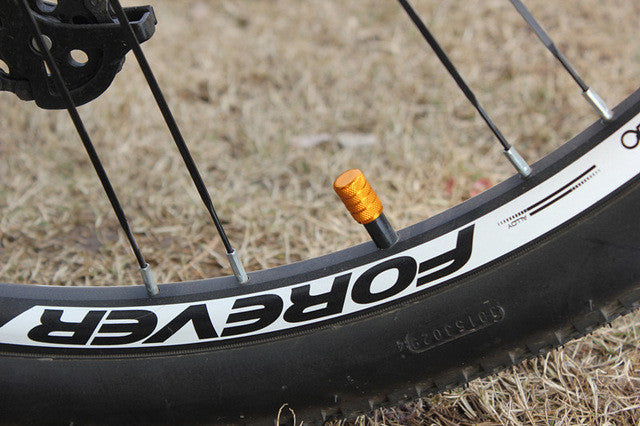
[508, 0, 613, 121]
[397, 0, 531, 178]
[16, 0, 158, 296]
[108, 0, 248, 284]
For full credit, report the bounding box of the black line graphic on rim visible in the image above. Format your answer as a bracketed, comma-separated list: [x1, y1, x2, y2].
[498, 165, 599, 227]
[621, 124, 640, 149]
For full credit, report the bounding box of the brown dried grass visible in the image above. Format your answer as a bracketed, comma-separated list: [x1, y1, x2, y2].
[0, 0, 639, 423]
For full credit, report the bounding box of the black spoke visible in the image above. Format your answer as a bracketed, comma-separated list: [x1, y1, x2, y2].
[397, 0, 531, 178]
[16, 0, 158, 296]
[508, 0, 613, 121]
[108, 0, 248, 283]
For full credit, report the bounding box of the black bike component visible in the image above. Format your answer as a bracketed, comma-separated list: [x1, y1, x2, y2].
[108, 0, 236, 256]
[17, 0, 149, 272]
[0, 0, 156, 109]
[397, 0, 511, 151]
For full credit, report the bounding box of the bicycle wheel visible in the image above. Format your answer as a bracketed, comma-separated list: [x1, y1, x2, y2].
[1, 0, 639, 423]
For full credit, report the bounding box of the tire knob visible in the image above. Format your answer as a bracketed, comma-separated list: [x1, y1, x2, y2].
[334, 169, 398, 249]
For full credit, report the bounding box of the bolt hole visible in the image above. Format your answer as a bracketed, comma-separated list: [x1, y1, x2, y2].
[0, 59, 9, 76]
[69, 50, 89, 67]
[36, 0, 58, 13]
[31, 35, 53, 53]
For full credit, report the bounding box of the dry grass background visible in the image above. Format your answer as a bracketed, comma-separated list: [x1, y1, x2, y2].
[1, 0, 639, 423]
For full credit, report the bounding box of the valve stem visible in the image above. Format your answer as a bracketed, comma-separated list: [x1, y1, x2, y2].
[334, 169, 398, 249]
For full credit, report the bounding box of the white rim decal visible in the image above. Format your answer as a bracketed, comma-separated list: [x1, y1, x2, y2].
[2, 114, 640, 349]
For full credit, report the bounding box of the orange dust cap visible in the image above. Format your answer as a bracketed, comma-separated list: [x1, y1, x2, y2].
[333, 169, 383, 224]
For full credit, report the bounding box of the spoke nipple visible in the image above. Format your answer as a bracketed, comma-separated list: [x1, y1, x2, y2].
[227, 250, 249, 284]
[31, 34, 53, 53]
[583, 88, 614, 121]
[334, 169, 398, 249]
[503, 146, 532, 178]
[139, 263, 159, 297]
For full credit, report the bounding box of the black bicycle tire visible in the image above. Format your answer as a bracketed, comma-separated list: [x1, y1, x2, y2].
[0, 82, 639, 423]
